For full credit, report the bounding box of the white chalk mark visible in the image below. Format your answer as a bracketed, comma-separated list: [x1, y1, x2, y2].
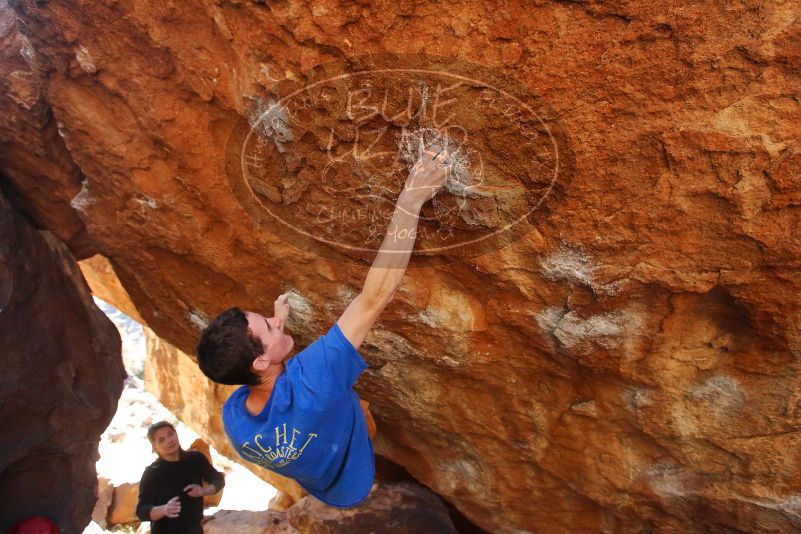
[187, 309, 209, 331]
[248, 98, 293, 153]
[540, 246, 627, 296]
[70, 179, 95, 213]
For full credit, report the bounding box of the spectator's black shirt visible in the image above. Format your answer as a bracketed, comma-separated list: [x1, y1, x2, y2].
[136, 450, 225, 534]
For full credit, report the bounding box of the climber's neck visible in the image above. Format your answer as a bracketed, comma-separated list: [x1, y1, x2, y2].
[244, 366, 284, 416]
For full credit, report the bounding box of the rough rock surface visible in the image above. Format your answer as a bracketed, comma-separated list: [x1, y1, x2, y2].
[80, 254, 144, 323]
[0, 189, 124, 532]
[286, 481, 458, 534]
[204, 481, 457, 534]
[107, 482, 139, 526]
[2, 0, 801, 532]
[0, 0, 93, 258]
[204, 510, 297, 534]
[91, 477, 113, 530]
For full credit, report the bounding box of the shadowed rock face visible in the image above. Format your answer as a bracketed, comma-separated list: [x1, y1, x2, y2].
[203, 482, 457, 534]
[2, 0, 801, 532]
[0, 190, 124, 532]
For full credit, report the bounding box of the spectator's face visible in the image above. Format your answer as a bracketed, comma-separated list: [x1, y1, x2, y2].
[152, 426, 180, 458]
[246, 311, 294, 367]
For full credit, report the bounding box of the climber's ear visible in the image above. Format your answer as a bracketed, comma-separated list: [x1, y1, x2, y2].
[252, 353, 271, 372]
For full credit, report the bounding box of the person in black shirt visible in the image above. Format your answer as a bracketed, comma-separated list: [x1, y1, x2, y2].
[136, 421, 225, 534]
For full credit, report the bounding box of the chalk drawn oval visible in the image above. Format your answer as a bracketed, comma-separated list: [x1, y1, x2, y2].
[225, 54, 573, 267]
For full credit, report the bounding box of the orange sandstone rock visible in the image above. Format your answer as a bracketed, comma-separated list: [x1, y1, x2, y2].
[2, 0, 801, 532]
[79, 254, 144, 323]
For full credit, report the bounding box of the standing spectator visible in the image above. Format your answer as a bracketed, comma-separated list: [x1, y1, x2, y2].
[136, 421, 224, 534]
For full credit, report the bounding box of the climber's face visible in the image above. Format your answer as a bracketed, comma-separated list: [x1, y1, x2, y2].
[246, 311, 294, 371]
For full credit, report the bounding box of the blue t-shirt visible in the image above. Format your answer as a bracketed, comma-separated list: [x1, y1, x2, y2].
[222, 322, 374, 507]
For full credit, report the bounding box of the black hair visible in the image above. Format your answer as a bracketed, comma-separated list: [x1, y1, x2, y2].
[195, 307, 263, 386]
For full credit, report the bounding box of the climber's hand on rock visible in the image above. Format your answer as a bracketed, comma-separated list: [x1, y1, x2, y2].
[403, 144, 451, 207]
[184, 483, 205, 498]
[274, 292, 290, 329]
[164, 496, 181, 518]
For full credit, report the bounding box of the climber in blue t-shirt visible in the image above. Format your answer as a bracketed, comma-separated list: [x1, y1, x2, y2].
[196, 145, 452, 507]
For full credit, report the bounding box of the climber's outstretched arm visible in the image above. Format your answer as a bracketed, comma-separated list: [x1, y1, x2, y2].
[337, 146, 450, 350]
[336, 196, 422, 350]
